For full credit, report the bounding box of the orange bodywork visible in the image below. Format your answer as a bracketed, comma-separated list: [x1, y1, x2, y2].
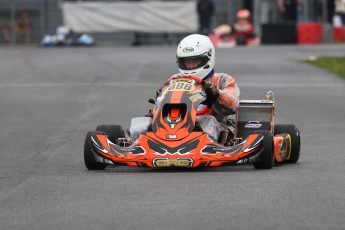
[273, 134, 292, 163]
[169, 107, 181, 120]
[92, 132, 264, 168]
[90, 76, 265, 168]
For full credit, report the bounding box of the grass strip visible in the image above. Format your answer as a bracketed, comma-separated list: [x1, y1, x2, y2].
[303, 56, 345, 80]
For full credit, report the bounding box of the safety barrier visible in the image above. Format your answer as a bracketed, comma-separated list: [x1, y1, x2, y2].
[297, 22, 323, 45]
[334, 27, 345, 43]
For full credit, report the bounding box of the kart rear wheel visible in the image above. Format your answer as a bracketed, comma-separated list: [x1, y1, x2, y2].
[84, 131, 107, 170]
[274, 124, 301, 163]
[96, 125, 125, 143]
[253, 130, 274, 169]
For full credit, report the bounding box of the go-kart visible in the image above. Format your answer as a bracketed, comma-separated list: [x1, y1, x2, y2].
[40, 34, 94, 47]
[84, 75, 300, 170]
[40, 26, 94, 47]
[209, 32, 260, 48]
[209, 24, 260, 48]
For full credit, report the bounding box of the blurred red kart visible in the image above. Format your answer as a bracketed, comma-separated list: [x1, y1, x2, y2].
[209, 24, 260, 47]
[209, 9, 260, 47]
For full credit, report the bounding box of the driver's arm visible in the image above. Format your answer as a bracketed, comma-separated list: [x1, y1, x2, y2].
[211, 73, 240, 115]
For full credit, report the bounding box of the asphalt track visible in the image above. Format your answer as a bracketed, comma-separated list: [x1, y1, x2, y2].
[0, 44, 345, 230]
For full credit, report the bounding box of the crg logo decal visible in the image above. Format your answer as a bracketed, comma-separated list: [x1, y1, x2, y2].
[183, 47, 194, 53]
[153, 158, 193, 167]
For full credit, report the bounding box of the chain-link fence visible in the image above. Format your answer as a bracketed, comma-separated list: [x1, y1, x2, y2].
[0, 0, 332, 46]
[0, 0, 63, 45]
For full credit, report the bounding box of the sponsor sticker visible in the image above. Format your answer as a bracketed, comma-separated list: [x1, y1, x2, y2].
[245, 123, 262, 128]
[183, 47, 194, 53]
[167, 134, 177, 139]
[189, 93, 204, 102]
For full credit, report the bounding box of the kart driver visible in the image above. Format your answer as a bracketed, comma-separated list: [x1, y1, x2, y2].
[233, 9, 256, 45]
[156, 34, 240, 141]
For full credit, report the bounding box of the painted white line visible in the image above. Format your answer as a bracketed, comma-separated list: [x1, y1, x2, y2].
[0, 82, 343, 88]
[240, 83, 345, 88]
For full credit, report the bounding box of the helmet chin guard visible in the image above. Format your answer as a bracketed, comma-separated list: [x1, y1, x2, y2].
[176, 34, 215, 79]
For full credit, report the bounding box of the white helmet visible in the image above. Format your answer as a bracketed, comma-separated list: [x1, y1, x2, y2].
[176, 34, 215, 79]
[56, 26, 70, 36]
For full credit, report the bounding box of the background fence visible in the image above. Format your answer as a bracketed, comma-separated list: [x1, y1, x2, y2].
[0, 0, 332, 46]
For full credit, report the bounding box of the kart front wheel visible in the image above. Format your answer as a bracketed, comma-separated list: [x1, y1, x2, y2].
[84, 131, 107, 170]
[274, 124, 301, 163]
[96, 125, 125, 143]
[253, 130, 274, 169]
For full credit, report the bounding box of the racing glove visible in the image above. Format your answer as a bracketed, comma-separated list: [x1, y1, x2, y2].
[202, 82, 220, 108]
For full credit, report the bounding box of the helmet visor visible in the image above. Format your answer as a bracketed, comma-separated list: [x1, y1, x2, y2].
[177, 55, 210, 71]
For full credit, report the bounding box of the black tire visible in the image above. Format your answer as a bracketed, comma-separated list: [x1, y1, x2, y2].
[274, 124, 301, 163]
[253, 130, 274, 169]
[84, 131, 107, 170]
[96, 125, 125, 143]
